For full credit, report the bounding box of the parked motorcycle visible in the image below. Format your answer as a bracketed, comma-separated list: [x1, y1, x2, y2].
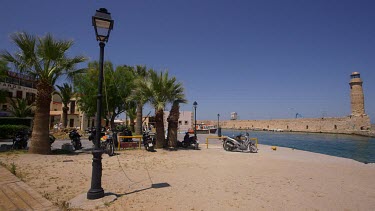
[142, 131, 155, 152]
[69, 129, 82, 150]
[12, 130, 29, 150]
[222, 132, 258, 153]
[89, 129, 115, 156]
[100, 132, 115, 156]
[49, 134, 56, 145]
[181, 132, 199, 150]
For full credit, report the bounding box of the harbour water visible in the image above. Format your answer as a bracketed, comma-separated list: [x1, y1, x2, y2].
[221, 129, 375, 164]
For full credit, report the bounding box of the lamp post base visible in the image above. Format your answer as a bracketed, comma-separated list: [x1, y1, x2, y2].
[87, 149, 105, 200]
[87, 188, 104, 200]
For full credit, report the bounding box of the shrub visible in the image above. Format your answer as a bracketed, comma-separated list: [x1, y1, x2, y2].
[0, 117, 33, 127]
[0, 125, 30, 138]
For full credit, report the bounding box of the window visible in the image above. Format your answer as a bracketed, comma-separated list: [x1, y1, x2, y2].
[185, 121, 188, 125]
[26, 92, 35, 105]
[334, 125, 337, 130]
[69, 119, 74, 127]
[8, 92, 13, 98]
[16, 91, 22, 99]
[306, 125, 309, 129]
[70, 101, 76, 114]
[179, 121, 182, 126]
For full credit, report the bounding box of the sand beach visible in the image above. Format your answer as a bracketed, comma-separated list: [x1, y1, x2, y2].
[0, 134, 374, 210]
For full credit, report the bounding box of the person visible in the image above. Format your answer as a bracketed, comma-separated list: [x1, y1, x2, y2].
[53, 123, 58, 132]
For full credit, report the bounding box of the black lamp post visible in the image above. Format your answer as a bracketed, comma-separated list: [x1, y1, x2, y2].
[217, 113, 220, 128]
[193, 101, 198, 138]
[87, 8, 114, 200]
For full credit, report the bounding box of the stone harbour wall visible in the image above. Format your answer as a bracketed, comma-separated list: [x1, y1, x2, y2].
[201, 115, 372, 136]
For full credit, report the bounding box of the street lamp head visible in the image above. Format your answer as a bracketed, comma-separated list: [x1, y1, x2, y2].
[92, 8, 114, 42]
[217, 113, 220, 117]
[193, 101, 198, 108]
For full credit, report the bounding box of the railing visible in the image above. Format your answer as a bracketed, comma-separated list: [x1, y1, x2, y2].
[205, 136, 227, 149]
[116, 135, 143, 150]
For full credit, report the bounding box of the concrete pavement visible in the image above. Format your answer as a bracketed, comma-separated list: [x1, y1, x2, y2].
[0, 166, 59, 211]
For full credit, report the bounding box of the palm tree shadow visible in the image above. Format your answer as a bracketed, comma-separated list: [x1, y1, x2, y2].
[109, 182, 171, 197]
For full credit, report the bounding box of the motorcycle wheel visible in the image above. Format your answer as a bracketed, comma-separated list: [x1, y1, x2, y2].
[72, 141, 77, 151]
[182, 141, 189, 148]
[248, 144, 258, 153]
[148, 145, 154, 152]
[223, 141, 233, 151]
[22, 141, 28, 149]
[106, 142, 115, 156]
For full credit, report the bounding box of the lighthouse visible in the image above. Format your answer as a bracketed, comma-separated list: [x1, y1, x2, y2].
[349, 72, 365, 116]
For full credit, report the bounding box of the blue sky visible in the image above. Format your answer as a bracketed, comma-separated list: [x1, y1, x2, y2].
[1, 0, 374, 122]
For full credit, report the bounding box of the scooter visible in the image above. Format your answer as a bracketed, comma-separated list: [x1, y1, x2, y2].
[69, 129, 82, 150]
[12, 130, 29, 150]
[142, 131, 155, 152]
[223, 132, 258, 153]
[181, 132, 199, 150]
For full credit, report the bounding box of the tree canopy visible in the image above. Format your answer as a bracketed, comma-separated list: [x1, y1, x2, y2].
[74, 61, 135, 129]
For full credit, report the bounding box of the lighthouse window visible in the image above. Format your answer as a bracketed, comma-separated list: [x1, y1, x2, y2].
[351, 74, 360, 79]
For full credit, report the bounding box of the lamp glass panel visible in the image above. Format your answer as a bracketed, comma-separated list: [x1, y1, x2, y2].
[95, 19, 111, 29]
[96, 27, 109, 37]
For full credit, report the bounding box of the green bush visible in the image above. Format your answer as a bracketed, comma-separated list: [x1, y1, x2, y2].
[0, 125, 30, 138]
[0, 117, 33, 127]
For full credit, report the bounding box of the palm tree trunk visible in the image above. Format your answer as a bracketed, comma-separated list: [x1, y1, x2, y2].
[155, 108, 165, 148]
[62, 106, 68, 128]
[167, 102, 180, 148]
[130, 117, 135, 132]
[135, 103, 143, 135]
[29, 80, 53, 154]
[110, 113, 116, 130]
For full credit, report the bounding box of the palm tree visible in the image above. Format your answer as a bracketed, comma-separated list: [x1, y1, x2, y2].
[55, 83, 74, 129]
[1, 32, 86, 154]
[125, 101, 137, 132]
[136, 69, 183, 148]
[167, 97, 187, 148]
[134, 65, 148, 135]
[9, 98, 34, 117]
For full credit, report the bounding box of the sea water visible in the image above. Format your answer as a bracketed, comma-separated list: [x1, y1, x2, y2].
[221, 129, 375, 164]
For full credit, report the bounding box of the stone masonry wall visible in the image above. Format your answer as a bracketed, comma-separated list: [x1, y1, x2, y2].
[201, 115, 371, 135]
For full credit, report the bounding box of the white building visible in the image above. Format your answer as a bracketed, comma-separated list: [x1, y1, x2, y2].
[163, 111, 193, 133]
[0, 71, 37, 116]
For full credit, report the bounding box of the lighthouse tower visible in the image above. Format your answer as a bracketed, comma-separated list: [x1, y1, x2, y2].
[349, 72, 366, 116]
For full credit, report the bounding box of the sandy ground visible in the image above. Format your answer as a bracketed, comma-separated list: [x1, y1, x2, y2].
[1, 134, 375, 210]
